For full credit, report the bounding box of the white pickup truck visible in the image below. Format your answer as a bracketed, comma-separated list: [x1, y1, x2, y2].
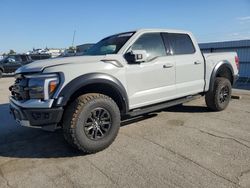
[9, 29, 239, 153]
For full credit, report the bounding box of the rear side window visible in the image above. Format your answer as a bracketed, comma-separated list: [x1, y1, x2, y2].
[167, 33, 195, 55]
[131, 33, 166, 61]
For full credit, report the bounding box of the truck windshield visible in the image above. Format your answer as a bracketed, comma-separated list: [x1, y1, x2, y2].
[84, 32, 134, 56]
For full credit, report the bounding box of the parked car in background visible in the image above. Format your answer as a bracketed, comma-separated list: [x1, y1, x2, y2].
[61, 44, 95, 57]
[0, 54, 33, 78]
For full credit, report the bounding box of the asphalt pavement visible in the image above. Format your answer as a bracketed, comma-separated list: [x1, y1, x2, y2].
[0, 77, 250, 188]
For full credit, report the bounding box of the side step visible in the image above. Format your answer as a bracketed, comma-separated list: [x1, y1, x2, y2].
[127, 95, 201, 117]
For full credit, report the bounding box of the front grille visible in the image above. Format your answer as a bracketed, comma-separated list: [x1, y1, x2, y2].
[9, 75, 29, 100]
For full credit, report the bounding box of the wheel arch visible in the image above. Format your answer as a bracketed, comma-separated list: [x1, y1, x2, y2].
[209, 61, 234, 92]
[56, 73, 129, 115]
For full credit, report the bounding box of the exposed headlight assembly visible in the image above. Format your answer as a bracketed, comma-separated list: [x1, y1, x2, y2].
[26, 74, 59, 100]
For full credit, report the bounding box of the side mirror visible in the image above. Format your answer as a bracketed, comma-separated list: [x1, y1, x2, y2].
[125, 50, 147, 64]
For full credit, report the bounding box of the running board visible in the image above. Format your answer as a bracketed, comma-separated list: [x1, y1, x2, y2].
[127, 95, 201, 117]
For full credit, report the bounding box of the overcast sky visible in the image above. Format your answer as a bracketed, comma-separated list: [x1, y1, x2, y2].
[0, 0, 250, 53]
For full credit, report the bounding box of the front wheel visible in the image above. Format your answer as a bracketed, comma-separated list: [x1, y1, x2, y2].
[205, 77, 232, 111]
[0, 70, 3, 78]
[62, 93, 121, 153]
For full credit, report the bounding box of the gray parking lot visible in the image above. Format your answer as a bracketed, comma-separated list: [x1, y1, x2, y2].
[0, 77, 250, 188]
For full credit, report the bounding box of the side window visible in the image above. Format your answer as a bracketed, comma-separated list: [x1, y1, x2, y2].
[167, 33, 195, 55]
[20, 55, 26, 62]
[14, 56, 21, 62]
[6, 56, 16, 63]
[131, 33, 166, 61]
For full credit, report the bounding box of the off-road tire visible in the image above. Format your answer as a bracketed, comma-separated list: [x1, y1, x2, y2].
[205, 77, 232, 111]
[62, 93, 120, 153]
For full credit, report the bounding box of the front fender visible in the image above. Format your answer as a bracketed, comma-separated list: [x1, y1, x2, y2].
[55, 73, 129, 112]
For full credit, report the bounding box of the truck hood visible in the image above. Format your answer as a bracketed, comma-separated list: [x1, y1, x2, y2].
[16, 55, 107, 74]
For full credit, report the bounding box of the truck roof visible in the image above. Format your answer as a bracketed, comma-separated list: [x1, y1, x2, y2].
[111, 29, 192, 37]
[135, 28, 192, 34]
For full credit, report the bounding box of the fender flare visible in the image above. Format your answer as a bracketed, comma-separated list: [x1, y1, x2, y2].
[209, 60, 234, 91]
[56, 73, 129, 113]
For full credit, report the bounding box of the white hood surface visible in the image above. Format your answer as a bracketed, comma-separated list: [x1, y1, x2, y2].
[16, 55, 106, 73]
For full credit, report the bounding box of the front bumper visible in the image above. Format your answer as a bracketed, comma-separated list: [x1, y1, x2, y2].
[9, 98, 63, 130]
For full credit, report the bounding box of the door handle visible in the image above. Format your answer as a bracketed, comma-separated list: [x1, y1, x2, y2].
[194, 61, 201, 65]
[163, 63, 174, 68]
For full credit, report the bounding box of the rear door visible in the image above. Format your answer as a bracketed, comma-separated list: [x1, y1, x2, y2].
[163, 33, 204, 97]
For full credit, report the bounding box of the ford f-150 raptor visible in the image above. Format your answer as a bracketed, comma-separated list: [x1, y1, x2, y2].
[9, 29, 239, 153]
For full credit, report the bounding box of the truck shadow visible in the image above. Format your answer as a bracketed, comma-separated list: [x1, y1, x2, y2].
[0, 102, 209, 159]
[0, 103, 82, 158]
[164, 104, 212, 113]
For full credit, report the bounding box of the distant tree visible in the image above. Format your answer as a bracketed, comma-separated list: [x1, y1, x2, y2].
[8, 49, 16, 55]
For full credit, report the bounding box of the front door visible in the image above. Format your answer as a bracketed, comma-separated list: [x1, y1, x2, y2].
[125, 32, 176, 109]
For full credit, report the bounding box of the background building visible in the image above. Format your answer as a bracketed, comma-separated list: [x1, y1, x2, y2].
[199, 40, 250, 82]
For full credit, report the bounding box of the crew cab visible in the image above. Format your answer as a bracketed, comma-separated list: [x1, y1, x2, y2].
[9, 29, 239, 153]
[0, 54, 33, 78]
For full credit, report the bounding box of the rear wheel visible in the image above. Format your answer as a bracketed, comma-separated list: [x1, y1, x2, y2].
[205, 77, 232, 111]
[63, 93, 121, 153]
[0, 70, 3, 78]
